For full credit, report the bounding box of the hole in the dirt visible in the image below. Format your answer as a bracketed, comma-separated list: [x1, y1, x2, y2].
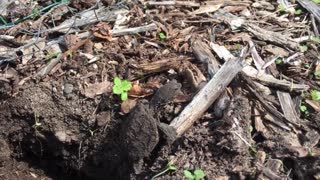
[11, 148, 78, 180]
[252, 133, 266, 143]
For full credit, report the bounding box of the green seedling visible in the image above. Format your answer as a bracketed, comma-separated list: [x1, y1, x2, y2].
[311, 36, 320, 44]
[184, 169, 206, 180]
[314, 71, 320, 78]
[235, 43, 241, 50]
[300, 105, 307, 112]
[159, 32, 167, 40]
[112, 77, 132, 101]
[88, 129, 97, 136]
[312, 0, 320, 4]
[278, 5, 286, 12]
[299, 45, 308, 52]
[249, 125, 253, 133]
[151, 163, 177, 179]
[294, 9, 303, 15]
[304, 63, 311, 68]
[300, 104, 310, 117]
[311, 90, 320, 102]
[33, 122, 42, 129]
[45, 52, 60, 60]
[275, 58, 283, 65]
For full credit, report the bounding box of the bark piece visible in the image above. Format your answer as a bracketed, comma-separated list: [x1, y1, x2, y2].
[170, 48, 248, 136]
[277, 91, 301, 126]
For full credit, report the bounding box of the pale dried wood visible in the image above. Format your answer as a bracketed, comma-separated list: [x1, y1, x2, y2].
[242, 23, 299, 50]
[213, 9, 299, 50]
[170, 50, 248, 137]
[277, 91, 301, 126]
[112, 23, 157, 36]
[192, 39, 230, 118]
[210, 42, 309, 91]
[297, 0, 320, 24]
[147, 1, 200, 7]
[192, 39, 220, 77]
[46, 8, 129, 33]
[190, 4, 222, 15]
[241, 73, 302, 131]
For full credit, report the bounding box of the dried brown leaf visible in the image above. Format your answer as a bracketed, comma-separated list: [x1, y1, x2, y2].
[121, 99, 137, 114]
[83, 81, 112, 99]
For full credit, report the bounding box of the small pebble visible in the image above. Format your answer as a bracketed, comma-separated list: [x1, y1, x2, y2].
[63, 83, 74, 94]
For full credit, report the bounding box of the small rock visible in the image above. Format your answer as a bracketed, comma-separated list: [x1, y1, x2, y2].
[55, 131, 67, 143]
[63, 83, 74, 95]
[96, 111, 111, 127]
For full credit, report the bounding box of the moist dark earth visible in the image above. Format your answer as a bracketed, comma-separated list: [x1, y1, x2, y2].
[1, 0, 320, 180]
[1, 78, 319, 179]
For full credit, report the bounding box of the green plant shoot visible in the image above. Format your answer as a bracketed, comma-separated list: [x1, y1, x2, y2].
[311, 36, 320, 44]
[184, 169, 205, 180]
[312, 0, 320, 4]
[311, 90, 320, 102]
[275, 58, 283, 65]
[299, 45, 308, 52]
[112, 77, 132, 101]
[151, 163, 177, 180]
[294, 9, 302, 15]
[159, 32, 167, 40]
[278, 5, 286, 12]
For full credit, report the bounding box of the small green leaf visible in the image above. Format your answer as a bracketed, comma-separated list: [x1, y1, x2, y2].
[275, 58, 283, 65]
[184, 170, 195, 180]
[312, 0, 320, 4]
[235, 44, 241, 50]
[294, 9, 302, 15]
[194, 170, 205, 180]
[122, 80, 132, 91]
[314, 71, 320, 77]
[45, 53, 60, 60]
[121, 92, 128, 101]
[304, 63, 310, 68]
[113, 85, 123, 94]
[311, 36, 320, 44]
[300, 105, 307, 112]
[311, 90, 320, 102]
[159, 32, 167, 40]
[249, 125, 253, 133]
[168, 164, 177, 171]
[299, 45, 308, 52]
[114, 77, 122, 86]
[278, 5, 286, 12]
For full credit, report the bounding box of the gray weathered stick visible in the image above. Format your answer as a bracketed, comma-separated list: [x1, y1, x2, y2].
[170, 52, 247, 136]
[297, 0, 320, 24]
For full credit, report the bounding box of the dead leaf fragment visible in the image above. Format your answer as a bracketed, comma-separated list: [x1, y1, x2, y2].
[83, 81, 112, 98]
[121, 99, 137, 114]
[190, 4, 222, 15]
[92, 22, 113, 41]
[128, 83, 154, 98]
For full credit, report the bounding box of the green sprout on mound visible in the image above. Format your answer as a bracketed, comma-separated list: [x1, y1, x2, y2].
[159, 32, 167, 40]
[151, 163, 177, 179]
[184, 169, 206, 180]
[112, 77, 132, 101]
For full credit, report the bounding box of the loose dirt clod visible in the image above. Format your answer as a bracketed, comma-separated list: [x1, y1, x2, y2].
[121, 80, 181, 173]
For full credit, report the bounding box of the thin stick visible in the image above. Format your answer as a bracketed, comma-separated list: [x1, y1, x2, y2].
[170, 47, 249, 137]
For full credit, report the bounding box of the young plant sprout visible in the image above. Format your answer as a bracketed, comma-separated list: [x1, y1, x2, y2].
[151, 163, 177, 180]
[112, 77, 132, 101]
[184, 169, 206, 180]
